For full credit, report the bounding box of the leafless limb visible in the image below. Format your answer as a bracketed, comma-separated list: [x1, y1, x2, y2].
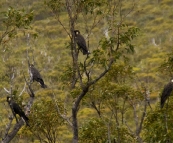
[85, 61, 94, 81]
[121, 97, 127, 124]
[52, 92, 73, 127]
[134, 88, 148, 143]
[3, 66, 19, 123]
[54, 13, 71, 39]
[107, 112, 113, 143]
[115, 26, 120, 52]
[3, 88, 11, 94]
[3, 113, 14, 139]
[23, 71, 35, 97]
[76, 63, 83, 88]
[1, 95, 34, 143]
[83, 55, 90, 82]
[124, 120, 134, 134]
[163, 100, 171, 143]
[0, 26, 15, 44]
[1, 119, 24, 143]
[120, 1, 136, 23]
[18, 82, 26, 96]
[132, 103, 139, 133]
[2, 67, 35, 143]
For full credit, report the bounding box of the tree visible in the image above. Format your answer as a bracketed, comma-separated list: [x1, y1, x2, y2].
[0, 7, 34, 143]
[45, 0, 139, 142]
[143, 104, 173, 142]
[28, 98, 65, 143]
[143, 50, 173, 142]
[80, 62, 150, 142]
[0, 7, 33, 45]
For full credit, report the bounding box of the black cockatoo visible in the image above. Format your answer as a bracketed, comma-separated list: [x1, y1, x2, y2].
[161, 79, 173, 108]
[29, 64, 47, 88]
[7, 96, 29, 126]
[74, 30, 90, 55]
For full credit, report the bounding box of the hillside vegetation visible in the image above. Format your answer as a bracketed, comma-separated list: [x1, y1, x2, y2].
[0, 0, 173, 143]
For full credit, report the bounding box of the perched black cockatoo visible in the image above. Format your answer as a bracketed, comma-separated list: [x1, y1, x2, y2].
[161, 79, 173, 108]
[29, 64, 47, 88]
[74, 30, 90, 55]
[7, 96, 29, 126]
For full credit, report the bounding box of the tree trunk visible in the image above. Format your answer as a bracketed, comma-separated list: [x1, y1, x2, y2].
[72, 87, 89, 143]
[72, 106, 78, 143]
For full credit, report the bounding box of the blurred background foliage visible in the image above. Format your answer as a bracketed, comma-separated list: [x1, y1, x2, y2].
[0, 0, 173, 142]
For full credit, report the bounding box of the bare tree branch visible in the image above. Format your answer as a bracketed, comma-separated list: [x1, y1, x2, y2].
[135, 88, 148, 143]
[1, 96, 34, 143]
[3, 115, 13, 140]
[52, 93, 73, 127]
[83, 55, 90, 82]
[1, 119, 25, 143]
[53, 12, 71, 39]
[2, 69, 35, 143]
[18, 82, 26, 96]
[3, 88, 11, 94]
[0, 27, 15, 44]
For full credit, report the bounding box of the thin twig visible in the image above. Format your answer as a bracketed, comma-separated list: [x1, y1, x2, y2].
[52, 92, 72, 127]
[18, 83, 26, 96]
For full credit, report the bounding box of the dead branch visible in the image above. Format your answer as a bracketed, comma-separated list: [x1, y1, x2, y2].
[52, 93, 73, 127]
[3, 113, 14, 139]
[3, 88, 11, 94]
[1, 96, 34, 143]
[18, 83, 26, 96]
[2, 69, 35, 143]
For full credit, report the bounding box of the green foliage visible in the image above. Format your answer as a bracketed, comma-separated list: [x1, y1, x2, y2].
[60, 64, 74, 84]
[29, 99, 65, 143]
[2, 7, 33, 29]
[105, 62, 134, 82]
[143, 106, 173, 142]
[0, 7, 33, 44]
[79, 0, 107, 15]
[82, 62, 144, 142]
[89, 49, 107, 69]
[159, 51, 173, 76]
[1, 0, 173, 142]
[70, 87, 82, 99]
[45, 0, 65, 12]
[79, 118, 107, 142]
[79, 118, 137, 143]
[113, 125, 137, 143]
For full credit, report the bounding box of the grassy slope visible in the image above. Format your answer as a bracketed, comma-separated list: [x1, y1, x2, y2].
[0, 0, 173, 142]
